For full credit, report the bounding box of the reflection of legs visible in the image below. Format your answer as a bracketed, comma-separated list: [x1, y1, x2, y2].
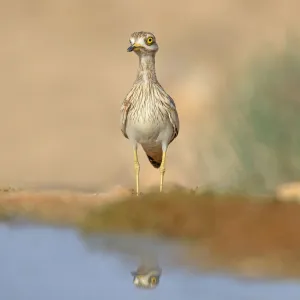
[133, 147, 140, 196]
[159, 150, 167, 193]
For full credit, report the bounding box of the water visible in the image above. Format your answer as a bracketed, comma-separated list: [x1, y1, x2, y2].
[1, 222, 300, 300]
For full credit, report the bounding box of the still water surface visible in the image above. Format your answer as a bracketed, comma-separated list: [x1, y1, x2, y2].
[1, 222, 300, 300]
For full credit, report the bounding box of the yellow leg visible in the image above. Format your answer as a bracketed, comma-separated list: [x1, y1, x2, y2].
[133, 148, 140, 196]
[160, 151, 167, 192]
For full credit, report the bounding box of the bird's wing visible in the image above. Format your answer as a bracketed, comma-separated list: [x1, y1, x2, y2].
[120, 89, 134, 139]
[120, 101, 130, 139]
[165, 95, 180, 143]
[155, 84, 180, 143]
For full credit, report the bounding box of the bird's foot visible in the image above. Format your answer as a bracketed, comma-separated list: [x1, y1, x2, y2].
[130, 189, 143, 197]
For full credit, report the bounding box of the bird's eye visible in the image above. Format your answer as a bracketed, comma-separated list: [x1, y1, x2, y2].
[146, 37, 154, 45]
[150, 276, 157, 284]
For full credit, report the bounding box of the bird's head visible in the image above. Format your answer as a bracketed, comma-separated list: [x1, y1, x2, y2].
[127, 32, 159, 55]
[131, 265, 162, 289]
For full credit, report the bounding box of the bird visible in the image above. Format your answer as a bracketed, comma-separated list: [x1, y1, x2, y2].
[120, 31, 180, 196]
[131, 265, 162, 289]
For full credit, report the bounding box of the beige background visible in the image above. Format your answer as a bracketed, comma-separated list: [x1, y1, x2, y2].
[0, 0, 299, 192]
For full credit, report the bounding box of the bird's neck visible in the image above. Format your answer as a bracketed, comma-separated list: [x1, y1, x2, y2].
[136, 54, 158, 83]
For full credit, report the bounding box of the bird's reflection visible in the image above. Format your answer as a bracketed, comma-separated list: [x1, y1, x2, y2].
[131, 264, 162, 289]
[79, 232, 186, 289]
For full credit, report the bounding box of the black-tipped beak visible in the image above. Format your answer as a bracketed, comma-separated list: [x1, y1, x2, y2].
[127, 45, 134, 52]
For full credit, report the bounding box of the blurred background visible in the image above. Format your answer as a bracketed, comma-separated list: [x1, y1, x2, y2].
[1, 0, 300, 194]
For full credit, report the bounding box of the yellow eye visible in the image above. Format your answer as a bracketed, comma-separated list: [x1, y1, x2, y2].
[146, 37, 154, 45]
[150, 276, 157, 284]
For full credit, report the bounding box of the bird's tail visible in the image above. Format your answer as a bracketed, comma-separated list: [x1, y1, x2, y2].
[141, 144, 162, 169]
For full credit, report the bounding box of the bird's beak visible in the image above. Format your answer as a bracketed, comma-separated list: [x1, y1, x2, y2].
[127, 43, 141, 52]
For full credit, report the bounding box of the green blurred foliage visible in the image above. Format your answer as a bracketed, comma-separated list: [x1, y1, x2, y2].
[228, 41, 300, 194]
